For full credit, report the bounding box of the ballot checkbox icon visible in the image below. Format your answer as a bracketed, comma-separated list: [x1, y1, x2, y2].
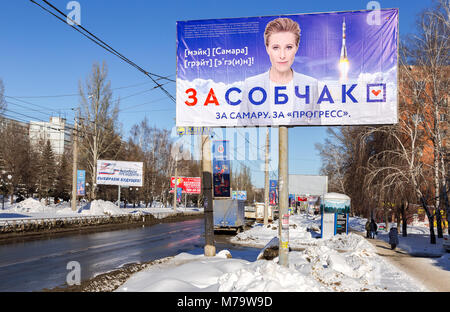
[367, 83, 386, 102]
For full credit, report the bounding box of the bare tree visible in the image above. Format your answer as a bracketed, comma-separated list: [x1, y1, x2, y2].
[78, 62, 123, 200]
[0, 79, 6, 115]
[401, 0, 449, 237]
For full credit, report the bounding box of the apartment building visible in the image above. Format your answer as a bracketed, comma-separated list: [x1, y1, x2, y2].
[29, 117, 72, 156]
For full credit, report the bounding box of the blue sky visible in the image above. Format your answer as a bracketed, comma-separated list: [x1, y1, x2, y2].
[0, 0, 433, 188]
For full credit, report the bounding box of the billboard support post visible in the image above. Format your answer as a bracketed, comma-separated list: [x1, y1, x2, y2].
[264, 127, 270, 226]
[202, 134, 215, 257]
[279, 126, 289, 267]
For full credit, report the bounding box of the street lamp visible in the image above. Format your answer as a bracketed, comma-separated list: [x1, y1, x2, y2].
[7, 175, 12, 204]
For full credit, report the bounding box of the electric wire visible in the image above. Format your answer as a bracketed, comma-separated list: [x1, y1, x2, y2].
[30, 0, 175, 103]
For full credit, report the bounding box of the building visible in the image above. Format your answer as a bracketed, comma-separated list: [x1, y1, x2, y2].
[29, 117, 72, 156]
[288, 174, 328, 196]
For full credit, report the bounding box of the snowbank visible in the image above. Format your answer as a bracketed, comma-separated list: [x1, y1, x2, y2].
[79, 200, 124, 216]
[11, 198, 46, 213]
[117, 215, 428, 292]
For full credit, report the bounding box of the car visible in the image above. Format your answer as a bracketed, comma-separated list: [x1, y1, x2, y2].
[443, 235, 450, 252]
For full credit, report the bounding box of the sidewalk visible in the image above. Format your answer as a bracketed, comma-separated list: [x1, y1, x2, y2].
[358, 232, 450, 292]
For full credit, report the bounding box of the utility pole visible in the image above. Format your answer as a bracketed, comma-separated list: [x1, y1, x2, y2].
[264, 126, 270, 226]
[71, 113, 78, 211]
[202, 134, 215, 257]
[278, 126, 289, 267]
[173, 157, 178, 211]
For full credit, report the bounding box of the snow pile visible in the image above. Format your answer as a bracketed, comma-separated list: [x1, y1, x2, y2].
[79, 200, 124, 216]
[117, 252, 250, 292]
[117, 232, 426, 292]
[11, 198, 46, 213]
[231, 214, 322, 248]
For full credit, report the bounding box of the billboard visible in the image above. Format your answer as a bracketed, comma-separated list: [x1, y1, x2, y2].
[96, 160, 143, 187]
[170, 177, 202, 194]
[76, 170, 85, 196]
[232, 190, 247, 200]
[213, 140, 230, 197]
[176, 9, 398, 127]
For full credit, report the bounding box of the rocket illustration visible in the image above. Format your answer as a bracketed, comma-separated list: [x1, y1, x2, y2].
[339, 18, 349, 81]
[340, 18, 348, 61]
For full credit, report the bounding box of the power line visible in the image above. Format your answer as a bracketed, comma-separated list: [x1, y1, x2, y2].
[6, 76, 175, 99]
[30, 0, 175, 102]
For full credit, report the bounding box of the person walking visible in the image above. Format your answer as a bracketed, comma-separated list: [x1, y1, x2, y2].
[369, 219, 378, 239]
[365, 220, 371, 238]
[389, 226, 399, 250]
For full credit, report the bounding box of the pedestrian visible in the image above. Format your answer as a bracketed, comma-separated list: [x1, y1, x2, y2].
[365, 220, 370, 238]
[389, 227, 399, 250]
[369, 219, 378, 239]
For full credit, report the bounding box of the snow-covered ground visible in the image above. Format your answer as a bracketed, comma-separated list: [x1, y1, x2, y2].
[0, 197, 202, 221]
[117, 214, 449, 292]
[1, 198, 448, 292]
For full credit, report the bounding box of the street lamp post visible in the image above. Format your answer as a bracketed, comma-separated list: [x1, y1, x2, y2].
[7, 175, 12, 205]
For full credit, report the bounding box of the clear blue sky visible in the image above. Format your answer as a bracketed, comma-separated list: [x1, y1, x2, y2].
[0, 0, 433, 188]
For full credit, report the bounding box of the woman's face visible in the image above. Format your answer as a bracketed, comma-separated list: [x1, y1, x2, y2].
[266, 31, 298, 75]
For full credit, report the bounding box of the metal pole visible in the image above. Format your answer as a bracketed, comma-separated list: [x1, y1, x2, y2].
[202, 134, 215, 257]
[278, 126, 289, 267]
[118, 185, 121, 208]
[173, 158, 178, 211]
[264, 126, 270, 225]
[71, 114, 78, 211]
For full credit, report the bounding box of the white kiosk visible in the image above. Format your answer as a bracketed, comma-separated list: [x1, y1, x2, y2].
[320, 193, 351, 239]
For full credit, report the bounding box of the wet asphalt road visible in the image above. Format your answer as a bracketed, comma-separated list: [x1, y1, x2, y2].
[0, 218, 260, 292]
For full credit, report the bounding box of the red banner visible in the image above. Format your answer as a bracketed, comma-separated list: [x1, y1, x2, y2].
[170, 177, 201, 194]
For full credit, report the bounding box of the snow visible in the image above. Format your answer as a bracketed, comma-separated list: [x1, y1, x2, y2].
[1, 197, 448, 292]
[117, 214, 447, 292]
[0, 197, 202, 220]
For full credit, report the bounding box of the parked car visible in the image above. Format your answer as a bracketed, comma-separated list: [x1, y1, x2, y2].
[443, 234, 450, 252]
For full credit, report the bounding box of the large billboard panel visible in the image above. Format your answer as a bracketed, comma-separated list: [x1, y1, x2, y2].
[170, 177, 202, 194]
[176, 9, 398, 127]
[96, 160, 143, 187]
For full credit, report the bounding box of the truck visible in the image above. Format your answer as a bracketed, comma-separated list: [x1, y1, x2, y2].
[213, 199, 245, 233]
[255, 202, 274, 222]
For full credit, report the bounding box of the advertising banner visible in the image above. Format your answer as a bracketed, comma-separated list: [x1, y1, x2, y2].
[232, 190, 247, 200]
[336, 212, 348, 234]
[177, 187, 182, 202]
[176, 9, 398, 127]
[77, 170, 85, 196]
[213, 141, 231, 197]
[170, 177, 202, 194]
[213, 160, 231, 197]
[96, 160, 143, 187]
[269, 179, 278, 205]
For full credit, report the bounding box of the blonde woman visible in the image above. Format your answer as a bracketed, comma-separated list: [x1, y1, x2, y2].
[241, 17, 318, 125]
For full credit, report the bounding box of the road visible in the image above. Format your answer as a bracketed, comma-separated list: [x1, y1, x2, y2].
[0, 218, 260, 292]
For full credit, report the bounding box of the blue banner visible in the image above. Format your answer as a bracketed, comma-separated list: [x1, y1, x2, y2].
[77, 170, 85, 196]
[269, 179, 278, 205]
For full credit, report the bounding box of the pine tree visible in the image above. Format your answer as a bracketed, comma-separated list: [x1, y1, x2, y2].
[53, 153, 71, 202]
[37, 140, 56, 205]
